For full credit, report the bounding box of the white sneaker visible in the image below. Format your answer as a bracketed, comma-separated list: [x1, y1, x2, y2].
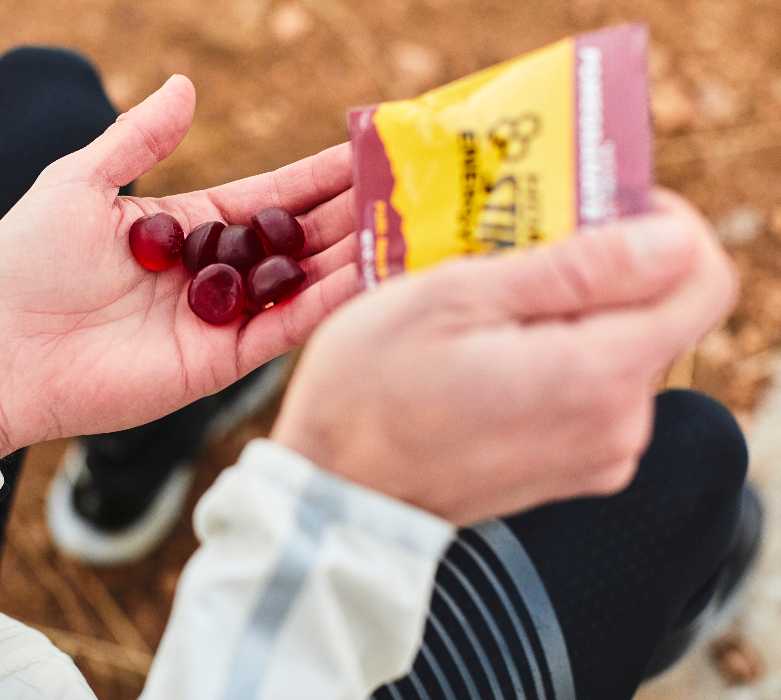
[46, 356, 290, 566]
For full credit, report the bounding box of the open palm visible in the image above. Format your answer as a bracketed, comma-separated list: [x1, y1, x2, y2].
[0, 75, 360, 453]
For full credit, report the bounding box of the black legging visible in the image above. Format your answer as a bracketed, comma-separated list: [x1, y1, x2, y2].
[0, 47, 749, 700]
[376, 390, 747, 699]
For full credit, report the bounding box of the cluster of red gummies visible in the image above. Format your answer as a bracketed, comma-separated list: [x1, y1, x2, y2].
[128, 208, 306, 325]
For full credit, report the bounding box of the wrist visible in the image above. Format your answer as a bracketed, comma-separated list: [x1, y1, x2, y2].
[271, 417, 343, 485]
[0, 330, 50, 455]
[0, 358, 37, 457]
[0, 400, 16, 458]
[0, 321, 24, 456]
[271, 415, 421, 516]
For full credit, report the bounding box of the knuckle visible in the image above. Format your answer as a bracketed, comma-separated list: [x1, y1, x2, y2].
[600, 399, 654, 463]
[691, 216, 741, 316]
[36, 153, 85, 186]
[588, 460, 639, 495]
[589, 221, 636, 270]
[552, 244, 601, 308]
[128, 119, 164, 164]
[37, 157, 69, 182]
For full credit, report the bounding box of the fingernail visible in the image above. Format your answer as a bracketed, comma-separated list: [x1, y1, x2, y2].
[624, 215, 690, 264]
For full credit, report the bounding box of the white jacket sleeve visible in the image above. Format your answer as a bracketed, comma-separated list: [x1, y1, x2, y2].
[140, 439, 454, 700]
[0, 614, 97, 700]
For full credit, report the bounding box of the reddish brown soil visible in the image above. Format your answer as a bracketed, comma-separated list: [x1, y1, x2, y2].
[2, 1, 781, 697]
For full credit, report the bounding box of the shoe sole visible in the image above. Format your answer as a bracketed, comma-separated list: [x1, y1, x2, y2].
[47, 452, 195, 567]
[47, 355, 291, 566]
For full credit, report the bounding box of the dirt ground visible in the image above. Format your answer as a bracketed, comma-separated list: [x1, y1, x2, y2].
[2, 0, 781, 698]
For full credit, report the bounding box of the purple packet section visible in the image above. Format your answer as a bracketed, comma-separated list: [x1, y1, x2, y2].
[349, 107, 407, 285]
[575, 24, 652, 226]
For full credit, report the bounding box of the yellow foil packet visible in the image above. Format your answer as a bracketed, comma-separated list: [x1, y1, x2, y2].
[349, 24, 652, 287]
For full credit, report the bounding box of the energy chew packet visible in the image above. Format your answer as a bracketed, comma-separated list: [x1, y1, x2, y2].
[349, 24, 652, 287]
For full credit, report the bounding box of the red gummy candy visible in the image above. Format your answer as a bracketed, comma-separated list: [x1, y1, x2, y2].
[129, 213, 185, 271]
[183, 221, 225, 274]
[188, 263, 244, 325]
[251, 207, 305, 258]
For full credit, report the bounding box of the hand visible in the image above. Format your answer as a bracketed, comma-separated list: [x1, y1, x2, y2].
[273, 191, 737, 524]
[0, 75, 359, 455]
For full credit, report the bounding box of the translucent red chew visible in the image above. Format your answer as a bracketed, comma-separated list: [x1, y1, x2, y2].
[215, 224, 265, 273]
[129, 207, 308, 325]
[188, 264, 244, 325]
[247, 255, 306, 309]
[183, 221, 225, 273]
[251, 207, 305, 258]
[129, 213, 185, 271]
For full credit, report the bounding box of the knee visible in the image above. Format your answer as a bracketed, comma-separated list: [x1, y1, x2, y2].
[648, 389, 748, 499]
[0, 45, 114, 132]
[652, 389, 747, 488]
[0, 46, 101, 87]
[0, 45, 120, 211]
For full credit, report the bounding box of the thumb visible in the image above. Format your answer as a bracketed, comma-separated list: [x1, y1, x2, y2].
[435, 211, 697, 321]
[70, 74, 196, 190]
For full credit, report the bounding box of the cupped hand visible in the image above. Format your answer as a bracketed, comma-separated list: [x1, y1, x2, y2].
[273, 191, 737, 525]
[0, 75, 360, 455]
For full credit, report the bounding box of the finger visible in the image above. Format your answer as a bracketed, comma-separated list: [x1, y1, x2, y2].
[299, 188, 355, 257]
[202, 142, 352, 224]
[299, 233, 359, 286]
[236, 263, 361, 373]
[160, 178, 354, 255]
[430, 208, 697, 322]
[73, 75, 196, 189]
[649, 187, 692, 215]
[581, 223, 737, 375]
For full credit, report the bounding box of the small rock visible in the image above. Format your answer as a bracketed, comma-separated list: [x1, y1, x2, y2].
[391, 42, 444, 90]
[652, 79, 697, 134]
[270, 3, 313, 44]
[697, 79, 742, 126]
[716, 207, 765, 246]
[711, 634, 765, 686]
